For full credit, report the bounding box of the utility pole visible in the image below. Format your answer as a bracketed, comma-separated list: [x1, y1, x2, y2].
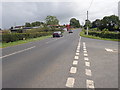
[87, 11, 89, 35]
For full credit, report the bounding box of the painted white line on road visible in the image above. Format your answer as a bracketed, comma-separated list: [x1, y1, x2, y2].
[85, 62, 90, 67]
[66, 77, 75, 88]
[78, 46, 80, 48]
[83, 47, 86, 49]
[83, 48, 87, 51]
[70, 67, 77, 74]
[84, 51, 87, 53]
[76, 53, 79, 56]
[76, 50, 80, 53]
[85, 69, 92, 76]
[79, 36, 81, 42]
[84, 57, 89, 61]
[83, 42, 85, 45]
[105, 48, 117, 52]
[73, 61, 78, 65]
[74, 56, 79, 60]
[105, 48, 113, 52]
[0, 46, 36, 59]
[77, 47, 80, 50]
[84, 54, 88, 56]
[78, 45, 80, 47]
[86, 80, 95, 89]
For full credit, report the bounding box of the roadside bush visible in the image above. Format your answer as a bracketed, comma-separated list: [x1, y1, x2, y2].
[88, 30, 119, 39]
[2, 32, 53, 43]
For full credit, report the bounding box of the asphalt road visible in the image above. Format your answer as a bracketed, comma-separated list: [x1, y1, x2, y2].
[2, 29, 118, 89]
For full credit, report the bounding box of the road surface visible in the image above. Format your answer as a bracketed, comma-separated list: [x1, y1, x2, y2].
[2, 29, 118, 89]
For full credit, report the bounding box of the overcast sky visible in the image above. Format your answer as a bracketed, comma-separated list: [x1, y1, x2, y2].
[1, 0, 120, 29]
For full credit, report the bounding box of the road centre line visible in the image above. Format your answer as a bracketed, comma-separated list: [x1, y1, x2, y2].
[76, 50, 80, 53]
[79, 36, 81, 42]
[84, 57, 89, 61]
[66, 36, 81, 88]
[73, 61, 78, 65]
[84, 54, 88, 56]
[84, 51, 87, 53]
[66, 77, 75, 88]
[77, 46, 80, 48]
[70, 67, 77, 74]
[74, 56, 79, 60]
[85, 69, 92, 76]
[0, 46, 36, 59]
[83, 47, 86, 49]
[85, 62, 90, 67]
[86, 80, 95, 89]
[76, 53, 79, 55]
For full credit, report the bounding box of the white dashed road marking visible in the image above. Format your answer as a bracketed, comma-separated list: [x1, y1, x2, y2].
[105, 48, 118, 52]
[77, 47, 80, 50]
[105, 48, 113, 52]
[66, 78, 75, 88]
[0, 46, 36, 59]
[86, 80, 95, 89]
[74, 56, 79, 60]
[83, 42, 95, 89]
[70, 67, 77, 74]
[84, 51, 87, 53]
[76, 53, 79, 55]
[85, 69, 92, 76]
[84, 57, 89, 61]
[85, 62, 90, 67]
[76, 50, 80, 53]
[66, 36, 81, 88]
[73, 61, 78, 65]
[84, 54, 88, 56]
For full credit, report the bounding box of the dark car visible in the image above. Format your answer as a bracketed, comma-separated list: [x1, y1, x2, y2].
[53, 31, 63, 37]
[69, 30, 73, 33]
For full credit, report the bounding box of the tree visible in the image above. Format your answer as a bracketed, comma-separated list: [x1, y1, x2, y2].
[84, 20, 92, 29]
[91, 15, 120, 31]
[25, 22, 31, 27]
[31, 21, 41, 27]
[92, 19, 101, 29]
[45, 15, 59, 25]
[70, 18, 80, 28]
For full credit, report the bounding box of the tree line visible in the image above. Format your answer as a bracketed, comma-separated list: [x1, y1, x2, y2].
[84, 15, 120, 31]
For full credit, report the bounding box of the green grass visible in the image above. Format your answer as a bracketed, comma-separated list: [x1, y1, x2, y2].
[80, 31, 119, 41]
[1, 35, 52, 48]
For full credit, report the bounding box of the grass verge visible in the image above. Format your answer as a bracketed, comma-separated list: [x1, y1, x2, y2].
[1, 35, 52, 48]
[80, 31, 119, 41]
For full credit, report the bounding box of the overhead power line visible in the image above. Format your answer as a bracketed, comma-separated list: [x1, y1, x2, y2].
[88, 0, 94, 10]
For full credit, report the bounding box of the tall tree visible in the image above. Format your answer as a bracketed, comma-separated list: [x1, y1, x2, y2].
[84, 20, 92, 29]
[45, 15, 59, 25]
[92, 15, 120, 31]
[25, 22, 31, 27]
[70, 18, 80, 28]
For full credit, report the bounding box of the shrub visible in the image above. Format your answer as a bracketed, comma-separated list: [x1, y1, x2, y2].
[88, 30, 119, 39]
[2, 32, 53, 43]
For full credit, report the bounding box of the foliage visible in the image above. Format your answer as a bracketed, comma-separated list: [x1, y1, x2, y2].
[25, 21, 45, 27]
[83, 29, 119, 39]
[91, 15, 120, 31]
[84, 20, 92, 29]
[70, 18, 81, 28]
[25, 22, 31, 27]
[45, 15, 59, 25]
[2, 32, 53, 43]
